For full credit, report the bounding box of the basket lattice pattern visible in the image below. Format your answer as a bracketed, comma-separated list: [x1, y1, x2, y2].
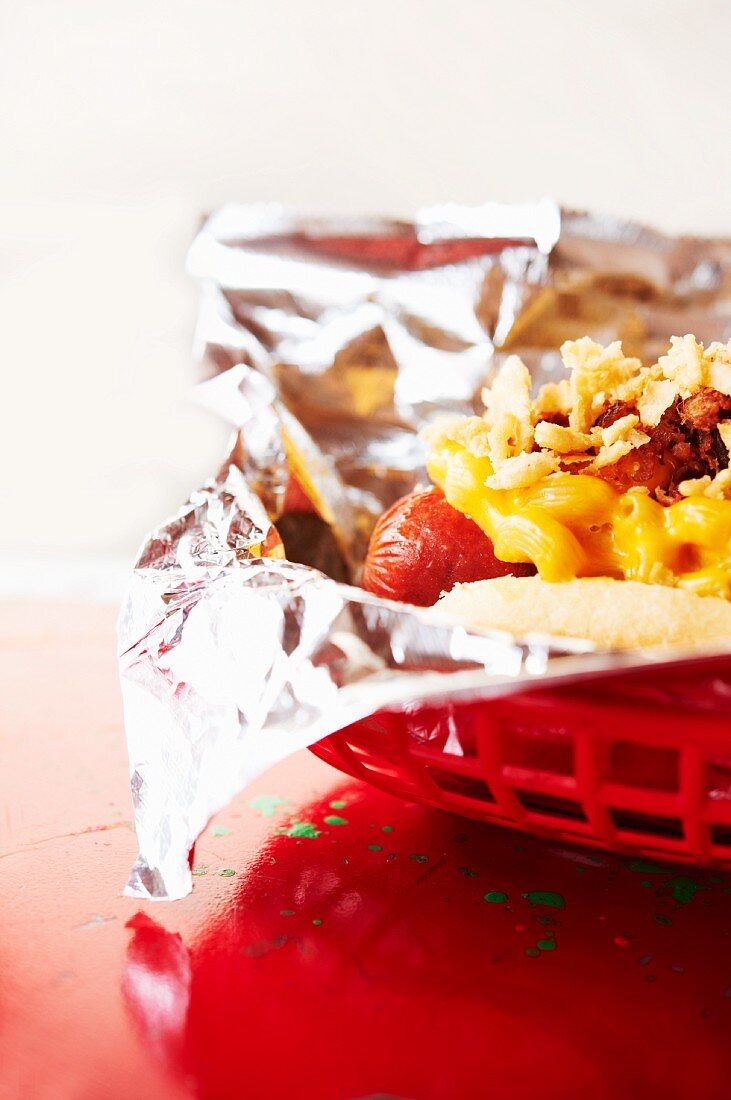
[311, 657, 731, 867]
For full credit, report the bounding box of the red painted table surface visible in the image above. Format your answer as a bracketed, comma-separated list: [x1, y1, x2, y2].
[3, 602, 731, 1100]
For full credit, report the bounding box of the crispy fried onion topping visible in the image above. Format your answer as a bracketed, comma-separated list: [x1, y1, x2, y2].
[443, 336, 731, 498]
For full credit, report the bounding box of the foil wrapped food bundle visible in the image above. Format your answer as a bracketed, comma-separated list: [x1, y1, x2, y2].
[119, 202, 731, 900]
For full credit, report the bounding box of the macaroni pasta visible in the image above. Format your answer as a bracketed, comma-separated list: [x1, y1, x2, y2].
[426, 434, 731, 599]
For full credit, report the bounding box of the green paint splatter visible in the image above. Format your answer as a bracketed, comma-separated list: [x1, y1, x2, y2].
[312, 919, 322, 926]
[409, 854, 429, 864]
[251, 794, 289, 818]
[708, 875, 722, 884]
[655, 915, 673, 926]
[324, 815, 348, 826]
[283, 820, 321, 839]
[382, 825, 393, 833]
[483, 891, 508, 904]
[525, 947, 540, 957]
[329, 800, 347, 810]
[625, 859, 667, 875]
[459, 868, 479, 878]
[280, 909, 295, 917]
[211, 826, 230, 836]
[192, 865, 209, 876]
[575, 866, 586, 873]
[522, 891, 565, 910]
[641, 880, 652, 888]
[665, 876, 708, 907]
[368, 844, 382, 852]
[537, 939, 556, 951]
[218, 868, 236, 877]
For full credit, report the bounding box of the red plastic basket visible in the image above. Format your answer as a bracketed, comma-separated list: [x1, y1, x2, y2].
[311, 654, 731, 868]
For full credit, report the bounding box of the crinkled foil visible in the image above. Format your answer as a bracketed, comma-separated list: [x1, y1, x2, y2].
[120, 202, 731, 900]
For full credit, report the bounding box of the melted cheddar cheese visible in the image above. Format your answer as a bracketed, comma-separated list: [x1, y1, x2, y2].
[426, 434, 731, 599]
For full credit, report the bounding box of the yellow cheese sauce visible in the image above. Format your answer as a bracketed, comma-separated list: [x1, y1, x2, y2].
[427, 437, 731, 599]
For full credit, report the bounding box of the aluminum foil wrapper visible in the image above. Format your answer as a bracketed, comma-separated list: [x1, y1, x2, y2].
[120, 202, 731, 901]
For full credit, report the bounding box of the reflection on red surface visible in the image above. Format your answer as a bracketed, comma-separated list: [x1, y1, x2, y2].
[122, 914, 191, 1077]
[7, 602, 731, 1100]
[124, 784, 731, 1100]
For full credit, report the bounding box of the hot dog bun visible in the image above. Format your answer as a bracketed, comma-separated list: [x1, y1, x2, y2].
[436, 576, 731, 650]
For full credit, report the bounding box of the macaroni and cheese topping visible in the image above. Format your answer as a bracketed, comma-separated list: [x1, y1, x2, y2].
[423, 336, 731, 599]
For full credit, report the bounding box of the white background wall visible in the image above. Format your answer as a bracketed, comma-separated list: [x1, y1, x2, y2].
[2, 0, 730, 588]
